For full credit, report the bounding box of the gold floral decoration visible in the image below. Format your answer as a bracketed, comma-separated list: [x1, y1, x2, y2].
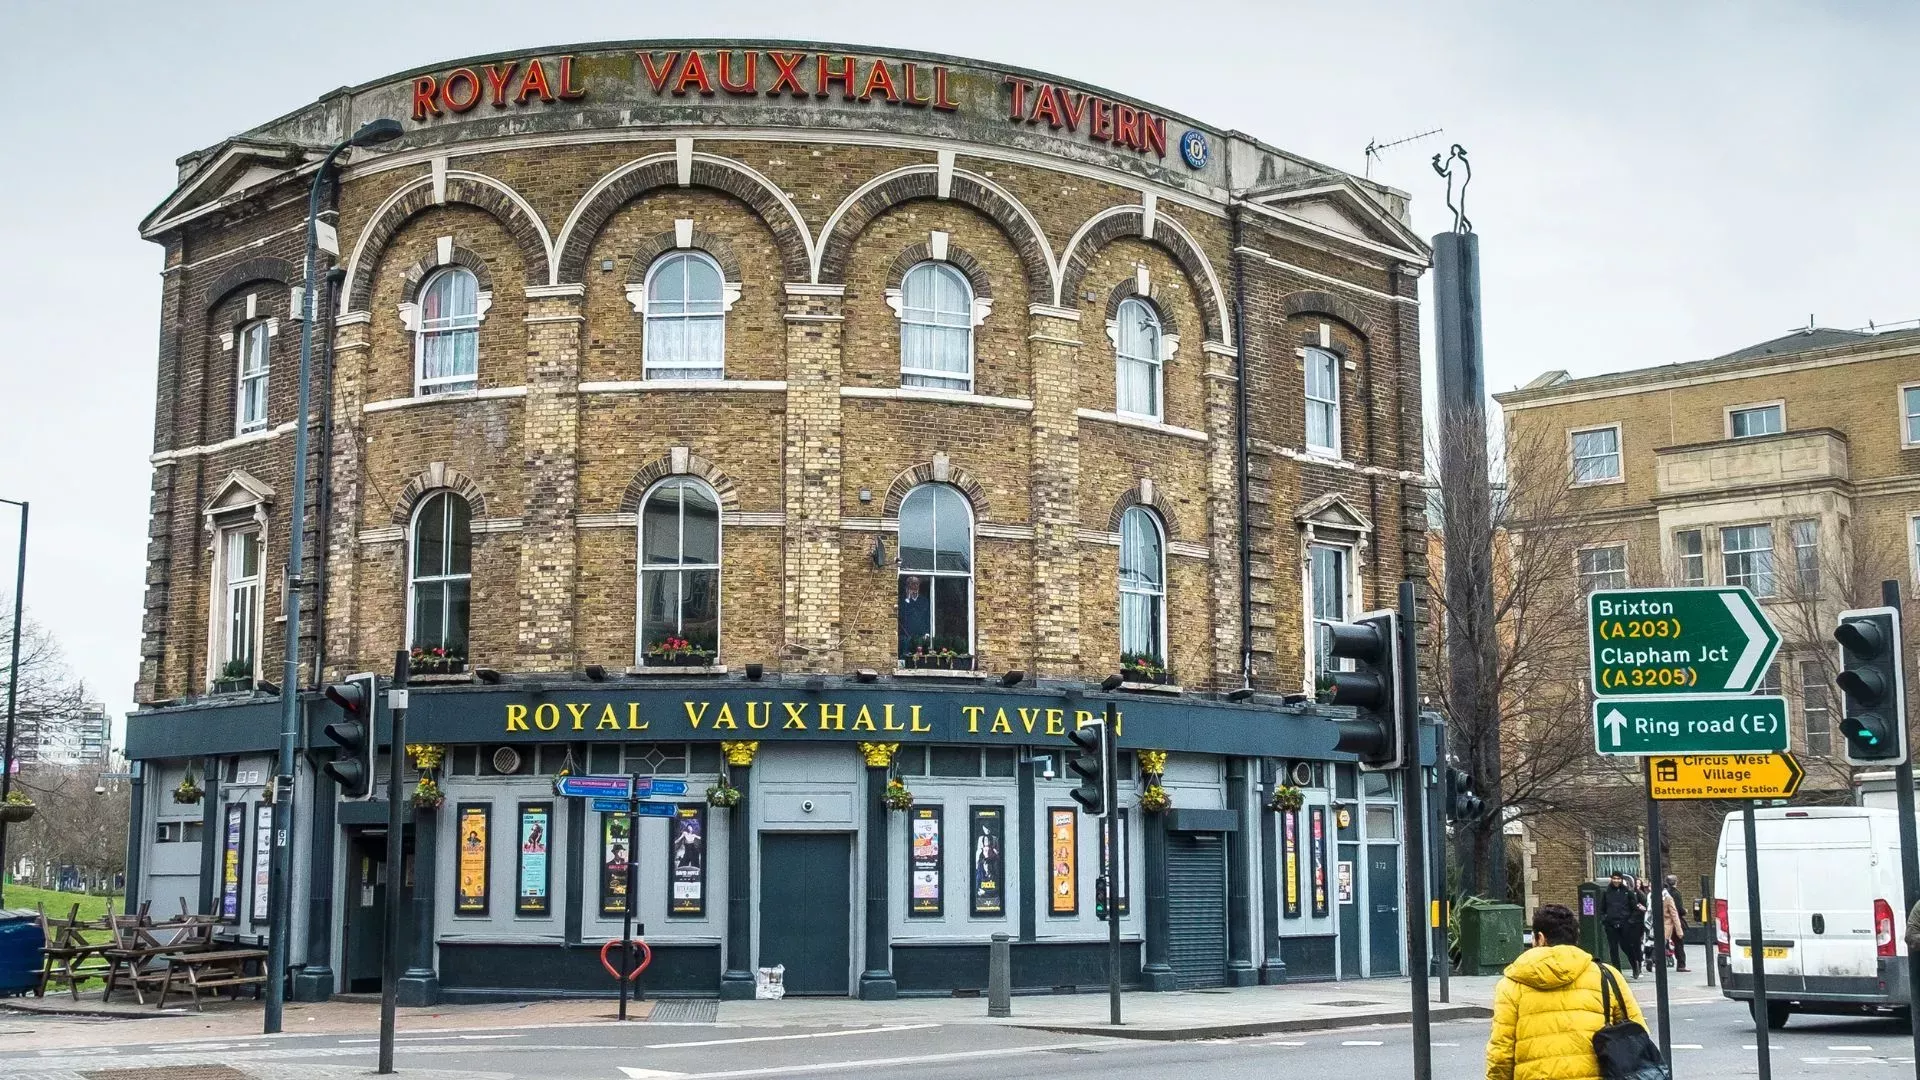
[1138, 750, 1168, 777]
[405, 744, 445, 771]
[858, 742, 901, 768]
[722, 741, 761, 767]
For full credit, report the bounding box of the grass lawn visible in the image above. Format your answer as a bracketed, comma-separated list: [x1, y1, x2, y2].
[4, 883, 122, 923]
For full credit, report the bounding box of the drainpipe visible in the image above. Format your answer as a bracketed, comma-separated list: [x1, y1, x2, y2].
[312, 255, 344, 685]
[1229, 206, 1254, 687]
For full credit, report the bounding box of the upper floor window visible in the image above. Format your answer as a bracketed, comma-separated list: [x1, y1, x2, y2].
[1578, 545, 1628, 592]
[1675, 529, 1705, 587]
[409, 492, 471, 658]
[235, 322, 270, 434]
[217, 528, 261, 682]
[1721, 523, 1775, 597]
[1115, 298, 1163, 420]
[639, 478, 720, 663]
[1728, 403, 1783, 439]
[416, 267, 480, 396]
[897, 483, 973, 664]
[644, 251, 726, 380]
[900, 262, 973, 392]
[1119, 507, 1165, 664]
[1800, 660, 1831, 756]
[1903, 385, 1920, 446]
[1307, 542, 1351, 683]
[1570, 426, 1621, 484]
[1791, 518, 1820, 594]
[1305, 347, 1341, 456]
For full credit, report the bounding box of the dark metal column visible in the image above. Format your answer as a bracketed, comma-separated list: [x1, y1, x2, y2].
[565, 744, 585, 947]
[858, 752, 897, 1000]
[293, 766, 338, 1001]
[1258, 758, 1286, 984]
[1017, 752, 1037, 942]
[1226, 757, 1256, 985]
[397, 808, 438, 1005]
[719, 760, 755, 1000]
[124, 764, 147, 915]
[1141, 811, 1175, 990]
[199, 757, 220, 915]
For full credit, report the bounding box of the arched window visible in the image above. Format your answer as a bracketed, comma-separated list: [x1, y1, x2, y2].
[409, 492, 471, 659]
[416, 267, 480, 395]
[639, 478, 721, 663]
[1115, 298, 1163, 419]
[900, 262, 973, 392]
[1119, 506, 1165, 663]
[897, 483, 974, 665]
[235, 321, 270, 434]
[644, 251, 726, 380]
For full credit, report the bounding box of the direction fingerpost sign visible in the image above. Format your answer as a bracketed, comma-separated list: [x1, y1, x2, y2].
[1593, 696, 1790, 755]
[1647, 754, 1804, 801]
[1588, 587, 1779, 697]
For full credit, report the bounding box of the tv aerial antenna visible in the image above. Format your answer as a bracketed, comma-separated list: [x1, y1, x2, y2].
[1364, 127, 1443, 179]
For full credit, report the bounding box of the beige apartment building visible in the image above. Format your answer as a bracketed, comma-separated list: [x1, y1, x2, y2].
[1496, 325, 1920, 910]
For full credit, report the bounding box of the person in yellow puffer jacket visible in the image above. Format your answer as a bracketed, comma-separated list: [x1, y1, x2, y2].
[1486, 903, 1647, 1080]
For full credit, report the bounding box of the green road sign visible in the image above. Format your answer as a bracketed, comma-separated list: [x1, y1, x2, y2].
[1592, 696, 1790, 756]
[1588, 587, 1780, 697]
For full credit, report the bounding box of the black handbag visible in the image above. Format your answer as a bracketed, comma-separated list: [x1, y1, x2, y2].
[1593, 964, 1670, 1080]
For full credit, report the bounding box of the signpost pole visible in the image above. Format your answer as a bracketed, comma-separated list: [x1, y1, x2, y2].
[1105, 699, 1121, 1027]
[1644, 758, 1670, 1064]
[1399, 581, 1432, 1080]
[1875, 577, 1920, 1068]
[620, 772, 637, 1021]
[1743, 802, 1771, 1080]
[377, 651, 408, 1076]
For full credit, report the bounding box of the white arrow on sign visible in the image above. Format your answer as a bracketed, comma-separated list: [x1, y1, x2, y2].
[1602, 708, 1629, 748]
[1723, 592, 1768, 691]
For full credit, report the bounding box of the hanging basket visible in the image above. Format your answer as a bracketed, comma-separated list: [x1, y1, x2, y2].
[1139, 785, 1173, 815]
[881, 779, 915, 811]
[706, 782, 742, 808]
[172, 779, 205, 805]
[0, 801, 36, 824]
[1268, 785, 1305, 813]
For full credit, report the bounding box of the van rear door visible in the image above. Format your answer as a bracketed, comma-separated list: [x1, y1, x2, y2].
[1722, 815, 1862, 993]
[1792, 816, 1881, 986]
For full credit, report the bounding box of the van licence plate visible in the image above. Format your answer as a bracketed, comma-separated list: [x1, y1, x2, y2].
[1741, 946, 1790, 959]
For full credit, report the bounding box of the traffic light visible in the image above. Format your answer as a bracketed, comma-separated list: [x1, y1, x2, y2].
[1317, 610, 1404, 770]
[1834, 607, 1907, 766]
[1445, 766, 1485, 822]
[1066, 718, 1109, 816]
[322, 672, 379, 799]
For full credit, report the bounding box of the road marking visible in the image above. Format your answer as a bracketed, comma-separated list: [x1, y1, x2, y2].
[1671, 1044, 1702, 1049]
[644, 1024, 939, 1050]
[1432, 1042, 1459, 1047]
[1828, 1045, 1874, 1051]
[1264, 1041, 1306, 1047]
[623, 1040, 1115, 1079]
[620, 1070, 688, 1079]
[339, 1034, 530, 1044]
[1341, 1040, 1384, 1046]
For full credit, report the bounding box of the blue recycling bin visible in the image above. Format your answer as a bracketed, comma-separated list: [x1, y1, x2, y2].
[0, 909, 45, 996]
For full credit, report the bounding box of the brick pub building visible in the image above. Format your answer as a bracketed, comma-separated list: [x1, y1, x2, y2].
[126, 41, 1433, 1001]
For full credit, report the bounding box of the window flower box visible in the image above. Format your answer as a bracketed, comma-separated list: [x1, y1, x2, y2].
[1120, 652, 1171, 685]
[900, 652, 976, 671]
[409, 648, 466, 677]
[644, 636, 717, 668]
[213, 660, 254, 695]
[212, 678, 254, 695]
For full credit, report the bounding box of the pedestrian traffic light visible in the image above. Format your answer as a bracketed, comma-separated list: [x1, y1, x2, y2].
[1317, 610, 1404, 770]
[322, 672, 378, 799]
[1445, 765, 1485, 822]
[1834, 607, 1907, 766]
[1066, 719, 1109, 816]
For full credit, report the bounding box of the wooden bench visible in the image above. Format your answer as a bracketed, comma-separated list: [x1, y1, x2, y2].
[35, 903, 112, 1000]
[155, 948, 269, 1011]
[102, 917, 213, 1005]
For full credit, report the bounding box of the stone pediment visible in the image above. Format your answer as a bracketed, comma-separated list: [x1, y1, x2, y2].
[1251, 177, 1426, 257]
[203, 470, 274, 522]
[143, 140, 311, 237]
[1295, 492, 1372, 535]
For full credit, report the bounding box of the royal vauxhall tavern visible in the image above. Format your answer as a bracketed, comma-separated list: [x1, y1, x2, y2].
[126, 41, 1434, 1002]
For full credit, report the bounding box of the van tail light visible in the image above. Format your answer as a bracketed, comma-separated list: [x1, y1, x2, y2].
[1716, 898, 1730, 955]
[1876, 899, 1896, 958]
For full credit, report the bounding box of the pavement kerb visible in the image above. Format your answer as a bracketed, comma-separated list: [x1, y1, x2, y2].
[1011, 1002, 1493, 1041]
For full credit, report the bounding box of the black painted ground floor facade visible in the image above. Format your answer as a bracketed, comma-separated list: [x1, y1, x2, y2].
[123, 680, 1433, 1001]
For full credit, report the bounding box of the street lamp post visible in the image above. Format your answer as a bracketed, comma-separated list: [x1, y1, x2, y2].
[264, 117, 403, 1035]
[0, 497, 25, 907]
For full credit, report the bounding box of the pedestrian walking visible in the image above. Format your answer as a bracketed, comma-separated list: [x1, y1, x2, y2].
[1486, 903, 1649, 1080]
[1662, 875, 1688, 973]
[1638, 879, 1659, 971]
[1597, 871, 1644, 978]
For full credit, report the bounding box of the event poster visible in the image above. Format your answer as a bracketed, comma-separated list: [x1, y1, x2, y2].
[601, 812, 632, 916]
[1049, 808, 1077, 915]
[517, 802, 551, 916]
[1096, 812, 1129, 919]
[1309, 805, 1329, 917]
[251, 803, 272, 924]
[909, 805, 943, 917]
[969, 805, 1005, 916]
[1337, 860, 1355, 905]
[220, 803, 243, 921]
[668, 805, 706, 917]
[456, 803, 491, 916]
[1282, 810, 1301, 918]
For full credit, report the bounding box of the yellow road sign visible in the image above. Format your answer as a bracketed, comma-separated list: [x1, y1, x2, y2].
[1647, 753, 1803, 801]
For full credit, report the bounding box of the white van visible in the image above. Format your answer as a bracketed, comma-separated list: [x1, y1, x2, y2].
[1714, 806, 1905, 1028]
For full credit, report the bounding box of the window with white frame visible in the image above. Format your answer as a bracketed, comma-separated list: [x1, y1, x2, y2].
[1591, 829, 1642, 880]
[1756, 661, 1781, 697]
[1800, 660, 1831, 756]
[409, 492, 471, 657]
[638, 478, 720, 661]
[1115, 297, 1163, 419]
[1578, 545, 1628, 592]
[1729, 403, 1784, 438]
[643, 251, 726, 380]
[415, 267, 480, 395]
[1904, 386, 1920, 446]
[1308, 543, 1350, 682]
[897, 483, 973, 663]
[1118, 507, 1166, 664]
[1675, 529, 1705, 587]
[1721, 523, 1775, 597]
[1570, 426, 1621, 484]
[217, 528, 261, 682]
[235, 321, 270, 434]
[1791, 518, 1820, 594]
[899, 262, 973, 391]
[1305, 347, 1341, 456]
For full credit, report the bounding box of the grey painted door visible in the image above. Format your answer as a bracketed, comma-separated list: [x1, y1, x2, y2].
[1367, 843, 1400, 976]
[1339, 841, 1361, 976]
[759, 833, 852, 995]
[1166, 831, 1228, 989]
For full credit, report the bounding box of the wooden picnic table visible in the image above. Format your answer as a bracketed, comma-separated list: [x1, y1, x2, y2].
[155, 948, 268, 1011]
[102, 917, 216, 1005]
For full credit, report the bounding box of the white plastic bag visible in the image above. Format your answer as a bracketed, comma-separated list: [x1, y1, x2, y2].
[754, 964, 786, 1000]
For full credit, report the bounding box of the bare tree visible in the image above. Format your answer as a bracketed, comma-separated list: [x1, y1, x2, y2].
[0, 595, 91, 752]
[12, 763, 128, 893]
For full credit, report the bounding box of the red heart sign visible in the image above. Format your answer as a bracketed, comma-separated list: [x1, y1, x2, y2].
[599, 938, 653, 982]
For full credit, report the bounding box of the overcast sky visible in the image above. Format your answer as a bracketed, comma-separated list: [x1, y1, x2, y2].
[1, 1, 1913, 743]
